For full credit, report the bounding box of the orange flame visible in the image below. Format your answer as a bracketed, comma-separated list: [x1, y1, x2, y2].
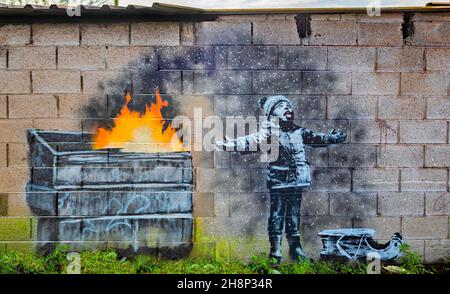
[92, 90, 184, 153]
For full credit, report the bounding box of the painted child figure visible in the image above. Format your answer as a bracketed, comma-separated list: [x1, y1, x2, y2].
[216, 95, 347, 263]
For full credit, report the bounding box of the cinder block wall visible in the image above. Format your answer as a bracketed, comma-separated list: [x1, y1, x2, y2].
[0, 11, 449, 263]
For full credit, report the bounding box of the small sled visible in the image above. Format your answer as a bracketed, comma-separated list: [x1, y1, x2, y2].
[318, 228, 403, 261]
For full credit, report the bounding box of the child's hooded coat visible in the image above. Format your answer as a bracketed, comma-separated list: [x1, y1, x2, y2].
[219, 96, 345, 190]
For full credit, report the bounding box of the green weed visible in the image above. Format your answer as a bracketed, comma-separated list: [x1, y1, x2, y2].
[0, 246, 445, 274]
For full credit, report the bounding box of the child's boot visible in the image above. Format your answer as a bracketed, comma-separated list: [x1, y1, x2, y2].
[269, 235, 283, 264]
[287, 235, 307, 262]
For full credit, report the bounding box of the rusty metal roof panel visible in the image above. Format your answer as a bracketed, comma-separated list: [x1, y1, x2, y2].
[0, 2, 449, 18]
[0, 3, 216, 22]
[0, 3, 203, 16]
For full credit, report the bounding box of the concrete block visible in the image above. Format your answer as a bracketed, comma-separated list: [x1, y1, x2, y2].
[0, 71, 31, 94]
[194, 22, 251, 45]
[309, 20, 357, 45]
[195, 70, 251, 94]
[425, 146, 450, 167]
[278, 46, 327, 70]
[58, 46, 106, 70]
[253, 20, 300, 45]
[353, 168, 399, 192]
[8, 95, 58, 118]
[330, 192, 377, 217]
[402, 216, 448, 239]
[0, 24, 30, 45]
[401, 72, 449, 96]
[378, 96, 426, 119]
[328, 95, 376, 119]
[33, 23, 79, 45]
[358, 22, 402, 46]
[378, 192, 424, 216]
[157, 46, 216, 70]
[328, 144, 377, 167]
[400, 121, 447, 143]
[328, 47, 375, 72]
[81, 23, 129, 45]
[425, 192, 450, 216]
[352, 72, 400, 95]
[253, 71, 301, 94]
[32, 70, 80, 94]
[9, 46, 56, 70]
[426, 48, 450, 71]
[377, 145, 424, 167]
[413, 22, 450, 46]
[228, 46, 277, 69]
[402, 169, 448, 192]
[427, 97, 450, 119]
[302, 72, 351, 94]
[350, 120, 398, 144]
[131, 22, 180, 46]
[424, 240, 450, 263]
[377, 47, 424, 72]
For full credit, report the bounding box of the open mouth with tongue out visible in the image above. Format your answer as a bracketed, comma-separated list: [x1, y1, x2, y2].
[284, 111, 293, 119]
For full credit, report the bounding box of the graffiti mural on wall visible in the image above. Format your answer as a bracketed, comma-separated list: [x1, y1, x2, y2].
[0, 6, 447, 266]
[218, 95, 370, 262]
[215, 96, 403, 262]
[25, 92, 403, 261]
[318, 229, 402, 261]
[26, 91, 194, 256]
[22, 48, 406, 262]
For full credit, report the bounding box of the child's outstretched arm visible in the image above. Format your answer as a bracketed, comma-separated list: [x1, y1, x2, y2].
[215, 121, 273, 152]
[215, 130, 270, 152]
[302, 128, 347, 147]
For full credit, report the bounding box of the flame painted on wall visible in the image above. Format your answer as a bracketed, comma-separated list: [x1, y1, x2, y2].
[93, 90, 185, 153]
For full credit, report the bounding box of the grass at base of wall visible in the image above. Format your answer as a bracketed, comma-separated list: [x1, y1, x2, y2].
[0, 245, 448, 274]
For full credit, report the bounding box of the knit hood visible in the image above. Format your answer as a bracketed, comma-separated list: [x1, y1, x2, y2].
[258, 95, 292, 117]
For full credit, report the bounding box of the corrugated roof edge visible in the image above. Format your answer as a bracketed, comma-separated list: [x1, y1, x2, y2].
[0, 2, 449, 15]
